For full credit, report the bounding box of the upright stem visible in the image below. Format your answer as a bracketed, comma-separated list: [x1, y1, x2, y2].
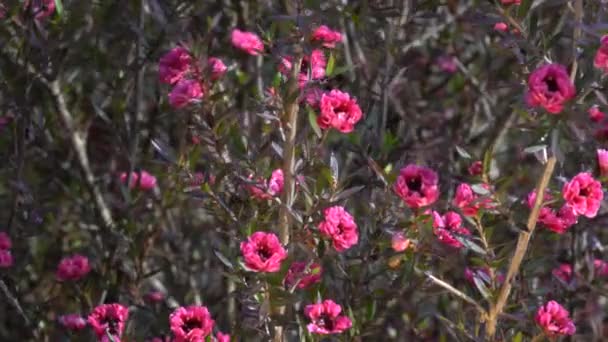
[485, 157, 556, 339]
[274, 53, 302, 342]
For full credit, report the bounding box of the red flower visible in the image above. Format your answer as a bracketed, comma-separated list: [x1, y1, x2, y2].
[284, 261, 322, 289]
[594, 35, 608, 73]
[494, 22, 508, 32]
[468, 161, 483, 176]
[552, 263, 573, 283]
[159, 47, 193, 85]
[562, 172, 603, 218]
[207, 57, 227, 80]
[0, 250, 12, 268]
[240, 232, 287, 272]
[144, 291, 165, 303]
[311, 25, 342, 48]
[593, 259, 608, 277]
[437, 55, 457, 73]
[535, 300, 575, 337]
[280, 50, 327, 88]
[304, 300, 352, 335]
[231, 29, 264, 56]
[120, 170, 157, 191]
[56, 254, 91, 282]
[525, 63, 576, 114]
[58, 314, 88, 331]
[526, 190, 577, 234]
[394, 164, 439, 209]
[318, 206, 359, 252]
[432, 211, 471, 249]
[247, 169, 284, 200]
[391, 232, 411, 252]
[169, 306, 215, 342]
[589, 105, 606, 122]
[88, 303, 129, 342]
[169, 80, 204, 109]
[0, 232, 11, 250]
[215, 332, 230, 342]
[318, 90, 363, 133]
[303, 87, 324, 108]
[453, 183, 493, 217]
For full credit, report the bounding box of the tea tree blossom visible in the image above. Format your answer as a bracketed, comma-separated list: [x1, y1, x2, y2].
[311, 25, 342, 48]
[552, 263, 574, 283]
[317, 90, 363, 133]
[318, 206, 359, 252]
[56, 254, 91, 282]
[284, 262, 322, 289]
[231, 29, 264, 55]
[240, 232, 287, 272]
[88, 303, 129, 342]
[58, 314, 88, 331]
[432, 211, 471, 249]
[159, 47, 193, 85]
[120, 170, 157, 191]
[207, 57, 227, 80]
[562, 172, 603, 218]
[305, 300, 352, 335]
[169, 79, 204, 109]
[247, 169, 284, 200]
[391, 232, 411, 252]
[525, 63, 575, 114]
[589, 105, 605, 122]
[535, 301, 575, 337]
[394, 164, 439, 209]
[169, 305, 215, 342]
[527, 191, 578, 234]
[594, 35, 608, 73]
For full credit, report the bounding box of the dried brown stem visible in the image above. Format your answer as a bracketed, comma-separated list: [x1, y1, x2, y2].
[485, 157, 556, 339]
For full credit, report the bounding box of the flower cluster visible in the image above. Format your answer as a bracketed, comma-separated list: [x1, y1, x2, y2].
[535, 300, 576, 337]
[56, 254, 91, 282]
[526, 191, 577, 234]
[120, 170, 157, 191]
[279, 49, 326, 88]
[318, 206, 359, 252]
[240, 231, 287, 272]
[284, 261, 322, 289]
[304, 300, 352, 335]
[247, 169, 284, 200]
[311, 25, 342, 48]
[0, 231, 13, 268]
[452, 183, 493, 217]
[432, 211, 471, 249]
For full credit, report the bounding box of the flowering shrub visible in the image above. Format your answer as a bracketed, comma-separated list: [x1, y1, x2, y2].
[1, 1, 608, 341]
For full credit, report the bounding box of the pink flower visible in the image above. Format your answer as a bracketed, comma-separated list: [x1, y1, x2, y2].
[280, 50, 327, 87]
[526, 190, 578, 234]
[494, 22, 508, 32]
[231, 29, 264, 56]
[432, 211, 471, 249]
[144, 291, 165, 303]
[535, 300, 576, 337]
[169, 80, 204, 109]
[303, 87, 324, 108]
[594, 35, 608, 73]
[598, 149, 608, 177]
[318, 206, 359, 252]
[468, 161, 483, 176]
[240, 232, 287, 272]
[437, 55, 457, 73]
[0, 232, 11, 250]
[552, 263, 573, 283]
[391, 232, 410, 252]
[562, 172, 603, 218]
[317, 90, 363, 133]
[304, 300, 352, 335]
[394, 164, 439, 209]
[453, 183, 493, 217]
[0, 250, 13, 268]
[26, 0, 55, 20]
[501, 0, 521, 4]
[159, 47, 193, 85]
[56, 254, 91, 282]
[589, 105, 605, 122]
[88, 303, 129, 342]
[169, 306, 215, 342]
[311, 25, 342, 48]
[208, 57, 227, 80]
[247, 169, 284, 200]
[525, 63, 576, 114]
[215, 332, 230, 342]
[593, 259, 608, 277]
[58, 314, 88, 331]
[284, 262, 322, 289]
[120, 170, 157, 191]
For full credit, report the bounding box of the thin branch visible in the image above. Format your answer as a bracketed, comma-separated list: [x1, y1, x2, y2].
[485, 157, 557, 339]
[425, 271, 487, 316]
[570, 0, 583, 81]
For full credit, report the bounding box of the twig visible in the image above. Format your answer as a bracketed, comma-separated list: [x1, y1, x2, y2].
[570, 0, 583, 81]
[0, 280, 32, 331]
[485, 157, 557, 339]
[425, 271, 487, 316]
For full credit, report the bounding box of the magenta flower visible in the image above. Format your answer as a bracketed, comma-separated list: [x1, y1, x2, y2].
[432, 211, 471, 249]
[284, 261, 322, 289]
[525, 63, 576, 114]
[318, 206, 359, 252]
[303, 87, 324, 108]
[26, 0, 55, 20]
[593, 259, 608, 277]
[317, 90, 363, 133]
[391, 232, 410, 252]
[494, 22, 508, 32]
[304, 299, 352, 335]
[208, 57, 227, 80]
[88, 303, 129, 342]
[594, 35, 608, 73]
[0, 250, 13, 268]
[437, 55, 457, 73]
[120, 170, 157, 191]
[453, 183, 493, 217]
[215, 332, 230, 342]
[598, 149, 608, 177]
[526, 190, 577, 234]
[280, 49, 327, 88]
[169, 305, 215, 342]
[56, 254, 91, 282]
[501, 0, 521, 4]
[562, 172, 603, 218]
[535, 300, 575, 337]
[231, 29, 264, 56]
[169, 79, 204, 109]
[311, 25, 342, 48]
[468, 161, 483, 176]
[589, 105, 605, 122]
[58, 314, 88, 331]
[247, 169, 284, 200]
[0, 232, 11, 250]
[552, 263, 574, 283]
[240, 232, 287, 272]
[159, 47, 193, 85]
[144, 291, 165, 303]
[394, 164, 439, 209]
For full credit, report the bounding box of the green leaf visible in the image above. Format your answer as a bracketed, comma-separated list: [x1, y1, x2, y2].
[307, 107, 322, 138]
[54, 0, 63, 16]
[512, 331, 524, 342]
[325, 52, 336, 77]
[214, 250, 234, 270]
[473, 276, 491, 300]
